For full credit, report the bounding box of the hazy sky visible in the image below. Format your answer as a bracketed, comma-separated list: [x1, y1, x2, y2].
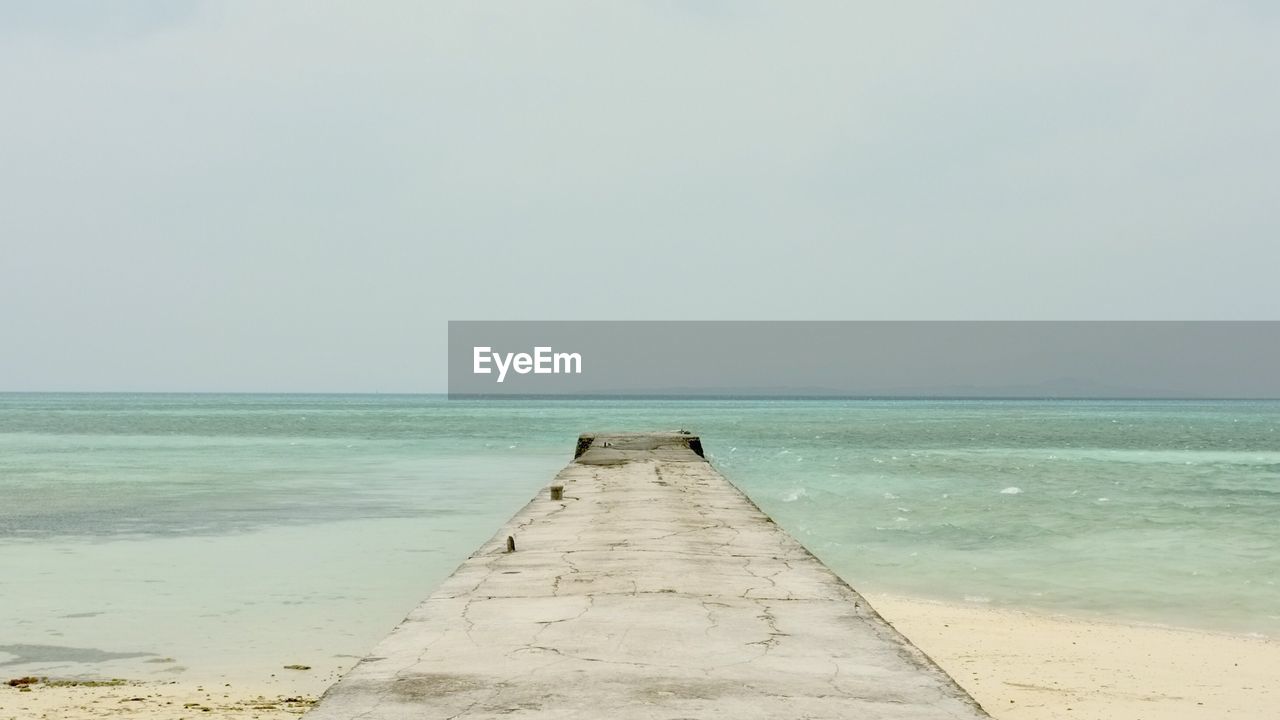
[3, 2, 1278, 391]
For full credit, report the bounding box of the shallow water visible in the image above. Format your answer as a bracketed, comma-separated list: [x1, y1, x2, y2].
[2, 394, 1277, 681]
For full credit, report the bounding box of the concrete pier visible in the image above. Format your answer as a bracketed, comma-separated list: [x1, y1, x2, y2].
[308, 433, 989, 719]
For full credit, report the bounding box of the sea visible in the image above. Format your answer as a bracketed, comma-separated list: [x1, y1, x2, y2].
[1, 394, 1277, 684]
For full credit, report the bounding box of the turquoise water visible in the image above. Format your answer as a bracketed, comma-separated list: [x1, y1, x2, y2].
[2, 394, 1278, 682]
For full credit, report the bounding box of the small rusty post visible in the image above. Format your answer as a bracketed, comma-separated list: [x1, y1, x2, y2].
[550, 485, 564, 501]
[505, 535, 516, 553]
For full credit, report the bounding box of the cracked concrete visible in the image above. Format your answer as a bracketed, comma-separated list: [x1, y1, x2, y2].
[307, 432, 990, 719]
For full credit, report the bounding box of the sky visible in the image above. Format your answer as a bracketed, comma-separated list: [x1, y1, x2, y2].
[2, 2, 1278, 392]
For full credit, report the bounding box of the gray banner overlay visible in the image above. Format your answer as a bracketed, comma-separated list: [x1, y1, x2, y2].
[448, 321, 1280, 398]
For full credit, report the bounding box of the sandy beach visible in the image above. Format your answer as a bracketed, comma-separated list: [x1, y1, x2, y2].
[4, 596, 1277, 719]
[0, 678, 318, 720]
[868, 594, 1279, 720]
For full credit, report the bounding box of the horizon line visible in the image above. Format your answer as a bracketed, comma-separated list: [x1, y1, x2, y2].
[4, 391, 1280, 402]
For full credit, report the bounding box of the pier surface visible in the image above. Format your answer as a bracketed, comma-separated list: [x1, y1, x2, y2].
[309, 433, 989, 719]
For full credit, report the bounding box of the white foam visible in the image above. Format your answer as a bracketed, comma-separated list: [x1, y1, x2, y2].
[1000, 487, 1023, 495]
[781, 488, 807, 502]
